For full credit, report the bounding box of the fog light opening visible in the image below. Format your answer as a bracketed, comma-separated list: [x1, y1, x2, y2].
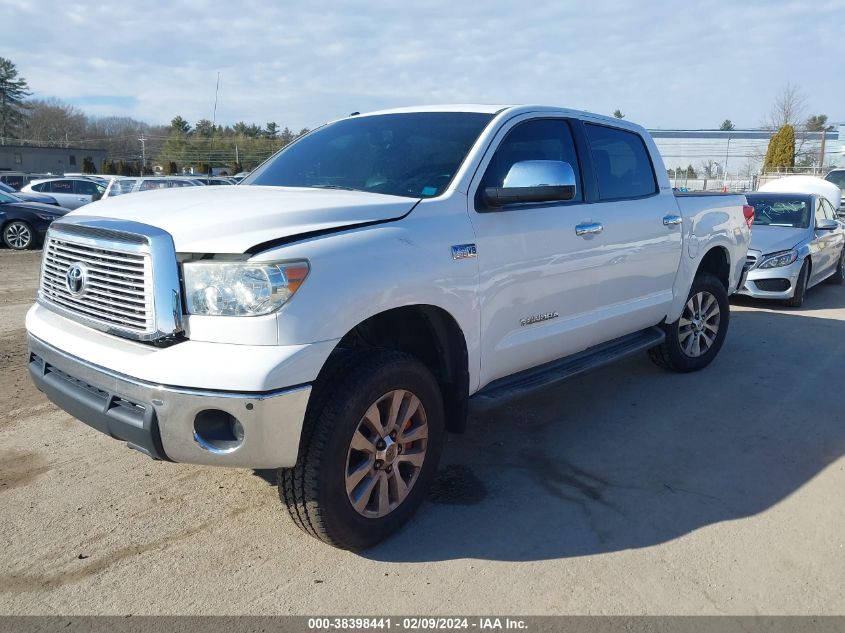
[193, 409, 245, 454]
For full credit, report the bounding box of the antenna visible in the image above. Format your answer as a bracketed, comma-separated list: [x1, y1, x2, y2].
[212, 71, 220, 129]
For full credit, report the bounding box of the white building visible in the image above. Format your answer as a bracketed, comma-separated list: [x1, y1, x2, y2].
[648, 126, 844, 190]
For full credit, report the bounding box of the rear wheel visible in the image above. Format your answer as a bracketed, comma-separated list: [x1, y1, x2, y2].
[279, 350, 444, 550]
[3, 221, 34, 250]
[784, 260, 809, 307]
[649, 272, 729, 373]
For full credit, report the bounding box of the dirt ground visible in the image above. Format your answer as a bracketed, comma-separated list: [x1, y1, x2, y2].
[1, 247, 844, 615]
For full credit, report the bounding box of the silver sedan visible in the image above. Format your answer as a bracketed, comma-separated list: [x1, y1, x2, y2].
[739, 192, 845, 307]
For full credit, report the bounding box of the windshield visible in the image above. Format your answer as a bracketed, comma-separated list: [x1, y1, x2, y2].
[106, 179, 138, 197]
[826, 171, 845, 188]
[749, 197, 810, 228]
[244, 112, 494, 198]
[0, 191, 18, 204]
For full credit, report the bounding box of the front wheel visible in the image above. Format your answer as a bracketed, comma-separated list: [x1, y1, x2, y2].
[280, 350, 444, 550]
[3, 221, 34, 250]
[784, 260, 809, 307]
[827, 249, 845, 285]
[649, 272, 730, 373]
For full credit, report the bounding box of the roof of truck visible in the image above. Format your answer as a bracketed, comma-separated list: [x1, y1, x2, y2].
[348, 104, 645, 132]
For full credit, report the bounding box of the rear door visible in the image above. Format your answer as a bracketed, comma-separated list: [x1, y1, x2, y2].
[815, 198, 844, 278]
[580, 123, 682, 340]
[467, 115, 605, 387]
[46, 180, 84, 209]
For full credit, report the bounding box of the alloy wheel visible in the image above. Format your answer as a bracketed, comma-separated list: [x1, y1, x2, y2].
[5, 222, 31, 249]
[678, 291, 720, 357]
[345, 389, 428, 518]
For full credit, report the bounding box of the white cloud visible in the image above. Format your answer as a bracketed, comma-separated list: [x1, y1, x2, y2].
[2, 0, 843, 129]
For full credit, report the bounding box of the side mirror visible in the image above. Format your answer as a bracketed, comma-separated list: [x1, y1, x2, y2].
[816, 218, 838, 231]
[483, 160, 576, 208]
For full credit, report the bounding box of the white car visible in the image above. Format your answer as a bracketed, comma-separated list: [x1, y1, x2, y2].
[26, 105, 751, 549]
[21, 177, 106, 210]
[103, 176, 202, 197]
[740, 192, 844, 306]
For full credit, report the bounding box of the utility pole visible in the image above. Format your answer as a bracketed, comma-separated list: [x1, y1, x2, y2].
[723, 136, 731, 190]
[138, 136, 147, 174]
[819, 129, 827, 173]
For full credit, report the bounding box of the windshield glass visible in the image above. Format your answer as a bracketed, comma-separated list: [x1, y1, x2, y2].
[0, 191, 18, 204]
[749, 197, 810, 228]
[106, 179, 137, 197]
[826, 171, 845, 188]
[244, 112, 494, 198]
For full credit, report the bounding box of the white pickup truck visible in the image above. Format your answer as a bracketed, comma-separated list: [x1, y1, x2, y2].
[26, 105, 753, 550]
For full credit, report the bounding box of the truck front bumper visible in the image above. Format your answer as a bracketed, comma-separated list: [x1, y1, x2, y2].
[28, 334, 311, 468]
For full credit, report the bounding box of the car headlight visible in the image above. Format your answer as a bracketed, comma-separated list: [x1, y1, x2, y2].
[183, 260, 309, 316]
[758, 249, 798, 269]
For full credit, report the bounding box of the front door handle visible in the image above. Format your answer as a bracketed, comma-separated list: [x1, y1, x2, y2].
[575, 222, 603, 236]
[663, 215, 683, 226]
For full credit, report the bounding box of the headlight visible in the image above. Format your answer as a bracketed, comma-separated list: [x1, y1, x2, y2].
[183, 260, 309, 316]
[758, 249, 798, 269]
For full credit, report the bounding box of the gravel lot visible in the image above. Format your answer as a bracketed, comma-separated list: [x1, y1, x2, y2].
[1, 247, 844, 615]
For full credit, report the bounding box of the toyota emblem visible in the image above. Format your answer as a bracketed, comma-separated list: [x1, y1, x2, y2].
[65, 262, 88, 296]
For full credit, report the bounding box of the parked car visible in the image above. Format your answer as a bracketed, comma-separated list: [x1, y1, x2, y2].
[0, 190, 68, 249]
[26, 105, 751, 550]
[0, 181, 61, 207]
[191, 176, 235, 186]
[103, 176, 202, 197]
[739, 192, 844, 306]
[759, 175, 841, 213]
[21, 177, 106, 210]
[824, 168, 845, 213]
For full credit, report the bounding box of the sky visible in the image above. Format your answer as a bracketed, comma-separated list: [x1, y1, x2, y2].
[2, 0, 844, 131]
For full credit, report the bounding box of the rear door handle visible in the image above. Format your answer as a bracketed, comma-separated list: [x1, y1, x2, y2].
[663, 215, 683, 226]
[575, 222, 603, 236]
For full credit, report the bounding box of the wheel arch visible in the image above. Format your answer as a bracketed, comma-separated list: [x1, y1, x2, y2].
[695, 245, 731, 290]
[327, 304, 470, 433]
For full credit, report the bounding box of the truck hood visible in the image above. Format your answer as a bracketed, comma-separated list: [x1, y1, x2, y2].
[750, 225, 808, 255]
[68, 185, 420, 253]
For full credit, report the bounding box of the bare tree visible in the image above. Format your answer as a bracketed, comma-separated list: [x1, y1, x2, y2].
[766, 83, 806, 130]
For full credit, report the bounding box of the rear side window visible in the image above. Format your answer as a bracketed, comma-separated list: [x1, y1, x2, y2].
[50, 180, 74, 194]
[479, 118, 582, 202]
[585, 124, 657, 200]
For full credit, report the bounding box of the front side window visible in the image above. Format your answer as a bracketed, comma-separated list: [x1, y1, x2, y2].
[245, 112, 494, 199]
[106, 179, 137, 197]
[74, 180, 100, 195]
[585, 123, 657, 200]
[825, 171, 845, 188]
[478, 118, 582, 202]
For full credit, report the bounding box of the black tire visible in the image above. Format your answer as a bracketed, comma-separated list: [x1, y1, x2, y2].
[649, 272, 730, 373]
[279, 349, 444, 550]
[784, 259, 809, 307]
[826, 249, 845, 285]
[2, 221, 34, 250]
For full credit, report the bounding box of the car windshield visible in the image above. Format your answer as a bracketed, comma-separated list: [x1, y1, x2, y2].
[244, 112, 495, 198]
[0, 191, 18, 203]
[826, 171, 845, 188]
[748, 197, 810, 228]
[106, 179, 138, 197]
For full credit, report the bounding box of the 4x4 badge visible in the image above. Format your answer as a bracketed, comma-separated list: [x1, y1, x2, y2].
[451, 244, 477, 260]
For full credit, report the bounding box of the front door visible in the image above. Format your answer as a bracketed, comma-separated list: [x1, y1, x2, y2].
[467, 116, 605, 388]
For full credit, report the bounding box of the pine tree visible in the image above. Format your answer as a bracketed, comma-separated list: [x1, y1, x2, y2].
[763, 124, 796, 172]
[0, 57, 31, 142]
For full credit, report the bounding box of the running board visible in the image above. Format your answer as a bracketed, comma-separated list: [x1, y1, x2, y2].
[470, 326, 665, 410]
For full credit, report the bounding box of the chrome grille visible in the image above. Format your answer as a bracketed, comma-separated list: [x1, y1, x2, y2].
[40, 236, 154, 334]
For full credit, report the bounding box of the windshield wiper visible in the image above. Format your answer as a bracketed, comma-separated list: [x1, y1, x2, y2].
[308, 184, 358, 191]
